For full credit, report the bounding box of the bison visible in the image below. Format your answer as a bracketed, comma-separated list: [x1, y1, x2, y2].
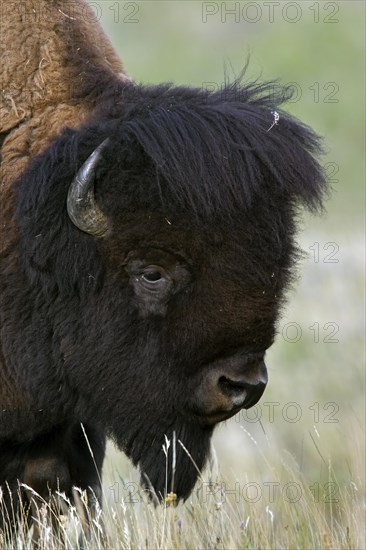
[0, 0, 328, 539]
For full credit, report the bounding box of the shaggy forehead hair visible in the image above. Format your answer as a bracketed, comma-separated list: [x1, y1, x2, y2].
[16, 77, 328, 295]
[88, 78, 328, 219]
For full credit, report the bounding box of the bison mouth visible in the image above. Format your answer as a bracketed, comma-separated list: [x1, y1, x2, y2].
[195, 378, 266, 426]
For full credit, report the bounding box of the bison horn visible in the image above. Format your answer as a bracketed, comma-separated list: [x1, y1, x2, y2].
[67, 138, 110, 236]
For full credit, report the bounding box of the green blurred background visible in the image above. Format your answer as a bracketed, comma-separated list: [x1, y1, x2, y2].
[89, 0, 365, 507]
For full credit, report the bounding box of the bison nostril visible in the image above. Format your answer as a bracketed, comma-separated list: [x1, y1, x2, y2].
[218, 376, 248, 395]
[218, 376, 250, 404]
[217, 363, 268, 409]
[218, 376, 252, 408]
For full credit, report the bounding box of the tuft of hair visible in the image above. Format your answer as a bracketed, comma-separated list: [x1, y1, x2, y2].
[95, 76, 330, 219]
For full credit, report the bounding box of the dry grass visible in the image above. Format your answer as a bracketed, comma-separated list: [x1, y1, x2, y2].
[1, 422, 364, 550]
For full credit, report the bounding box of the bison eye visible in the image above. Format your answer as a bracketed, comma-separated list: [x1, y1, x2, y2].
[142, 270, 163, 283]
[126, 255, 190, 313]
[140, 267, 170, 291]
[141, 271, 164, 284]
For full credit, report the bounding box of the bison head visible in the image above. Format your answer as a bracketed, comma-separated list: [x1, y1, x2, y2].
[16, 79, 327, 500]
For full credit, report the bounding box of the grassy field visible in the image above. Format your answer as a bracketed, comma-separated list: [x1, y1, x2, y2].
[1, 1, 364, 548]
